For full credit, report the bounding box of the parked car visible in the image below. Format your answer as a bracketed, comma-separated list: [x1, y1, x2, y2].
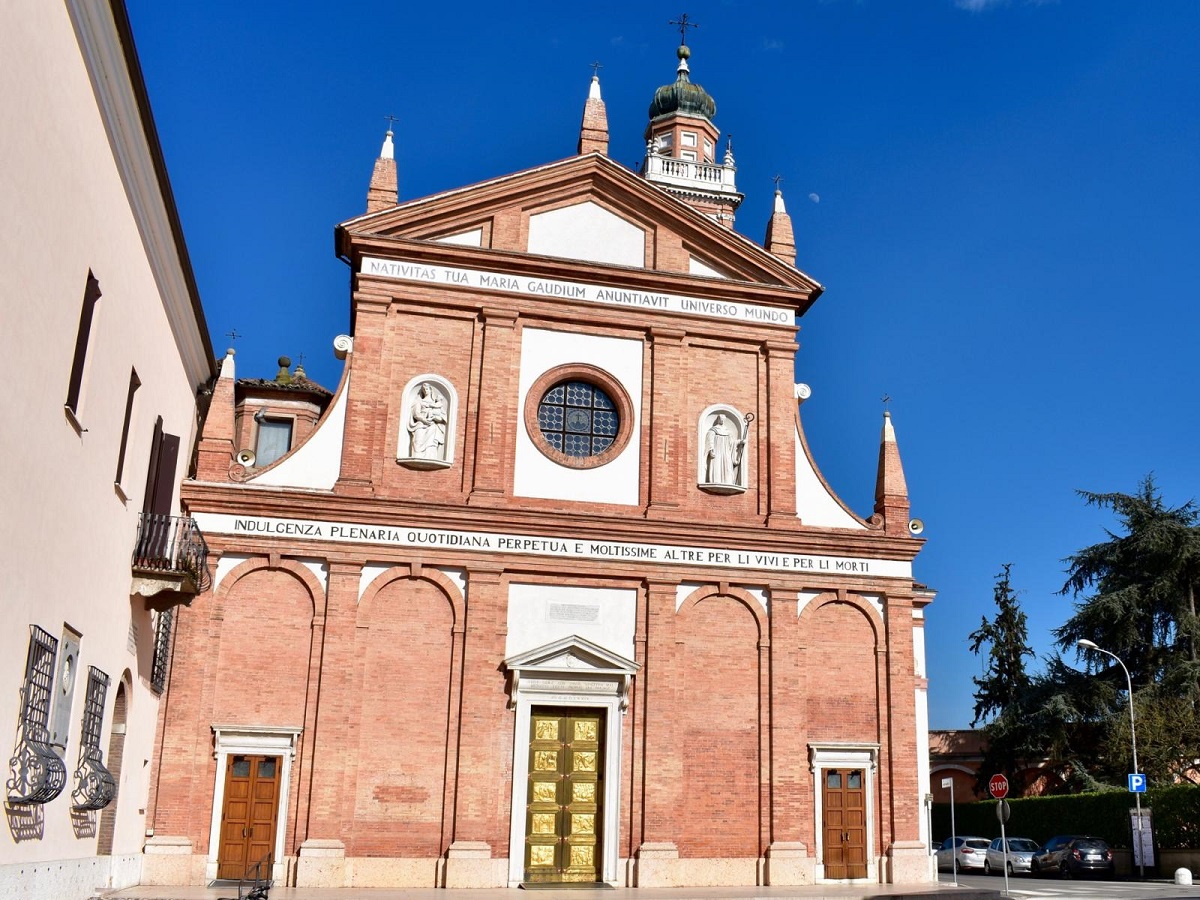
[1031, 835, 1115, 878]
[936, 836, 992, 872]
[984, 837, 1039, 875]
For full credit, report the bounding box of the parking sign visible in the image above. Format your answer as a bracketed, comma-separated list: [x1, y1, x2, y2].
[1128, 773, 1147, 793]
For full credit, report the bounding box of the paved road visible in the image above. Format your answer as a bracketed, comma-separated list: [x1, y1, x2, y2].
[938, 872, 1200, 899]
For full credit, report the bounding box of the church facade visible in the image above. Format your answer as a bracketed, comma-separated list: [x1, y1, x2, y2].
[147, 44, 934, 890]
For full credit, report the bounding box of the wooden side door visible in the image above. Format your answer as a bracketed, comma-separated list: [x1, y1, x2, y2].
[822, 768, 867, 879]
[524, 708, 604, 883]
[217, 755, 281, 880]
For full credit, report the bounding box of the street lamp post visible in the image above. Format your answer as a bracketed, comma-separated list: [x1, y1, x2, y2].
[1077, 639, 1144, 881]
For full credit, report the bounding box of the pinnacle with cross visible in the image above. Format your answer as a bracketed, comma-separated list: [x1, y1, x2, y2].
[384, 114, 399, 134]
[590, 61, 603, 78]
[668, 13, 698, 45]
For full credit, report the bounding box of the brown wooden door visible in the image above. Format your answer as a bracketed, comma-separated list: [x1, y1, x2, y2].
[822, 768, 867, 879]
[217, 755, 281, 880]
[524, 708, 603, 883]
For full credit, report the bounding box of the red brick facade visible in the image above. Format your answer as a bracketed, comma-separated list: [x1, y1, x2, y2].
[147, 64, 933, 890]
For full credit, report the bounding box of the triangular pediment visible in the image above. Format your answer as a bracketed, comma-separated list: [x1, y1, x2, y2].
[504, 634, 639, 676]
[337, 154, 822, 301]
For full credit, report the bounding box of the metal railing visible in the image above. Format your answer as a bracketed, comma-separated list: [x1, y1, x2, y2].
[239, 850, 273, 900]
[132, 513, 211, 593]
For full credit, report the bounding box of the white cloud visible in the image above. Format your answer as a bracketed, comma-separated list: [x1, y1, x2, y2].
[762, 37, 784, 51]
[953, 0, 1008, 10]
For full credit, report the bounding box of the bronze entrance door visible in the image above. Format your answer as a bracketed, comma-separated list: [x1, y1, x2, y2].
[524, 708, 604, 883]
[822, 768, 867, 879]
[217, 754, 281, 880]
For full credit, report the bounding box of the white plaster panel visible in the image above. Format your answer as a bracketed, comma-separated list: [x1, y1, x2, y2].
[250, 370, 349, 489]
[688, 256, 730, 279]
[359, 563, 391, 601]
[438, 567, 467, 601]
[795, 427, 865, 530]
[298, 558, 328, 594]
[797, 590, 822, 616]
[214, 553, 252, 592]
[676, 581, 705, 611]
[738, 585, 768, 613]
[527, 201, 644, 268]
[506, 584, 636, 661]
[913, 622, 927, 679]
[858, 592, 884, 619]
[434, 228, 483, 247]
[514, 329, 642, 506]
[915, 687, 931, 851]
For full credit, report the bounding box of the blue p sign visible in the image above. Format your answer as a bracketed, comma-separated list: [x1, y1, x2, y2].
[1128, 773, 1147, 793]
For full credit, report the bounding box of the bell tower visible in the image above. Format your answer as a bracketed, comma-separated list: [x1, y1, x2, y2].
[640, 21, 742, 228]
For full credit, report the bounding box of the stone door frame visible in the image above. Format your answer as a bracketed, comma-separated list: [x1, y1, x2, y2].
[809, 742, 879, 883]
[504, 636, 638, 887]
[207, 724, 302, 884]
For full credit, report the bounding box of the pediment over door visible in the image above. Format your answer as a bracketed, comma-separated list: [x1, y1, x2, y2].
[503, 635, 639, 710]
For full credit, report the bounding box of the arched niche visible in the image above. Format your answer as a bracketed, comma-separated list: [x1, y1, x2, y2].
[697, 403, 751, 494]
[397, 374, 458, 469]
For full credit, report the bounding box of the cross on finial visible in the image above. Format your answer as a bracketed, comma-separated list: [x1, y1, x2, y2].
[773, 174, 783, 190]
[384, 114, 399, 132]
[225, 329, 242, 345]
[881, 394, 892, 411]
[296, 352, 306, 368]
[590, 60, 603, 77]
[668, 13, 698, 44]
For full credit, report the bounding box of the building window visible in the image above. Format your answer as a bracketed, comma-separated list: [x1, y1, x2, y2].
[114, 368, 141, 489]
[65, 271, 101, 419]
[151, 608, 174, 694]
[255, 417, 293, 466]
[681, 150, 698, 162]
[72, 667, 115, 811]
[523, 365, 634, 470]
[7, 626, 67, 804]
[681, 131, 697, 147]
[703, 139, 714, 161]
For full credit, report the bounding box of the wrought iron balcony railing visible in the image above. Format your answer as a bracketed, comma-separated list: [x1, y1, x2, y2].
[132, 513, 211, 594]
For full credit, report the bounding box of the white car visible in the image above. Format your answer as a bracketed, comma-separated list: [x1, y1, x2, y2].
[936, 835, 991, 872]
[984, 837, 1039, 875]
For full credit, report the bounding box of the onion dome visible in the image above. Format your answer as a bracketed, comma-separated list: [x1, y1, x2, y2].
[648, 45, 716, 122]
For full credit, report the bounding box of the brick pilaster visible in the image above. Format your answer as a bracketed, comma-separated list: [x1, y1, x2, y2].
[452, 566, 512, 851]
[645, 327, 686, 517]
[639, 579, 681, 847]
[335, 295, 388, 496]
[765, 340, 799, 525]
[468, 309, 519, 504]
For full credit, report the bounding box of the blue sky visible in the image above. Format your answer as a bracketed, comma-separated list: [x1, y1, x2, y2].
[127, 1, 1200, 729]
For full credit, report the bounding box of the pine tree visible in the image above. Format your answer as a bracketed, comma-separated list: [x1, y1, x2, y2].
[968, 564, 1036, 791]
[1056, 474, 1200, 783]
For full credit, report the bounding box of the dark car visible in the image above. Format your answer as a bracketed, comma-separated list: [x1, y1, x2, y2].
[1031, 835, 1115, 878]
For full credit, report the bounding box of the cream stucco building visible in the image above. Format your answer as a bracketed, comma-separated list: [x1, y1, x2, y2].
[0, 2, 213, 898]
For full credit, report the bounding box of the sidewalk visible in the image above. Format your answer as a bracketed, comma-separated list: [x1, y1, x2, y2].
[101, 883, 1002, 900]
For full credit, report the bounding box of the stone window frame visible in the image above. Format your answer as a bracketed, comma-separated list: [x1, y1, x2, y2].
[523, 364, 634, 471]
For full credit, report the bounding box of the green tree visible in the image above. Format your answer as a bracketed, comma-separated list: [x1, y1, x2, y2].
[1056, 475, 1200, 783]
[968, 564, 1037, 791]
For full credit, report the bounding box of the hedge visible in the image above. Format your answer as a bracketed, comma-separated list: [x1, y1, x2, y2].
[932, 784, 1200, 850]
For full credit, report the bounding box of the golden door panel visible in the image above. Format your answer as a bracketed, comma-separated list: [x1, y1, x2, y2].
[524, 708, 604, 884]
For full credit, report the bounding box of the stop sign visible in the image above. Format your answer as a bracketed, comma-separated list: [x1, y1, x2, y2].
[989, 773, 1010, 799]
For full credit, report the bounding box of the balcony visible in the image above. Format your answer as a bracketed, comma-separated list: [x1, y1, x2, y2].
[131, 513, 210, 610]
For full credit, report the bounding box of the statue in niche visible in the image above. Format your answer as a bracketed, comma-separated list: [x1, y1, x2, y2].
[407, 382, 448, 460]
[704, 413, 741, 485]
